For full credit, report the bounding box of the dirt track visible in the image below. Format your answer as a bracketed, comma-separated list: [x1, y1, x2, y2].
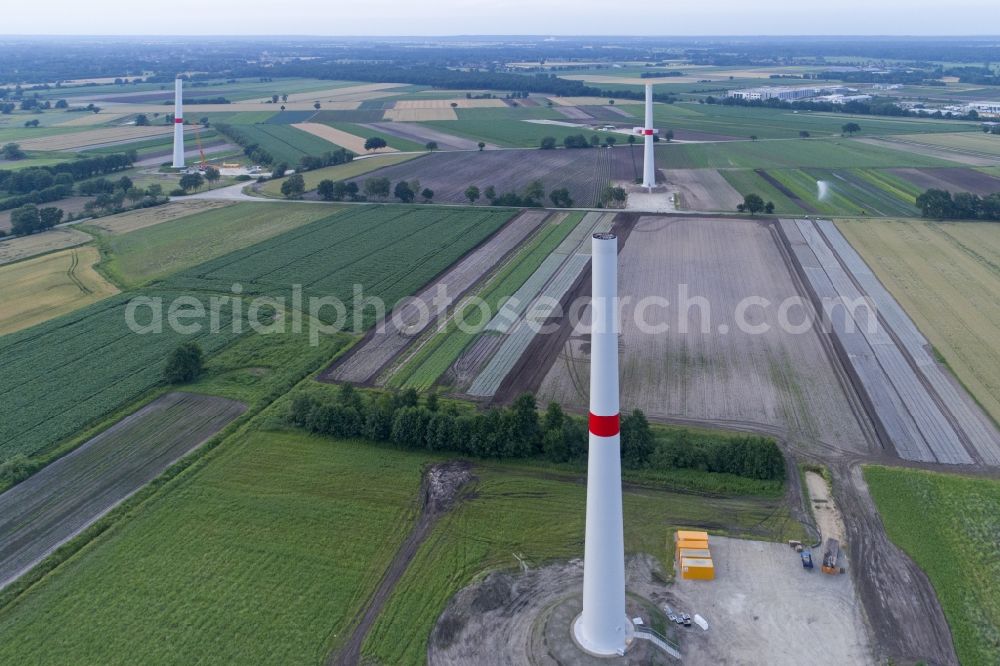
[332, 461, 473, 665]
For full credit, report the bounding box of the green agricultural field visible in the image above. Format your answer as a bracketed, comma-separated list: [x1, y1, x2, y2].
[363, 459, 802, 664]
[865, 466, 1000, 666]
[656, 138, 954, 169]
[0, 421, 799, 665]
[719, 169, 799, 214]
[644, 103, 973, 140]
[390, 212, 584, 389]
[260, 152, 419, 196]
[94, 202, 337, 287]
[455, 105, 562, 121]
[893, 131, 1000, 157]
[161, 206, 515, 322]
[0, 433, 427, 664]
[219, 124, 341, 165]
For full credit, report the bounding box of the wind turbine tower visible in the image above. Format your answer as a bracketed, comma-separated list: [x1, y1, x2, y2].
[172, 77, 185, 169]
[572, 232, 630, 656]
[633, 84, 658, 189]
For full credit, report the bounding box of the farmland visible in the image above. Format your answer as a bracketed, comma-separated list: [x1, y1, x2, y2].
[0, 245, 118, 335]
[388, 211, 585, 390]
[94, 202, 335, 287]
[215, 124, 341, 165]
[0, 392, 245, 589]
[537, 216, 872, 455]
[259, 152, 419, 196]
[837, 217, 1000, 427]
[0, 424, 800, 665]
[420, 118, 620, 148]
[0, 228, 92, 265]
[347, 149, 634, 207]
[655, 138, 954, 169]
[162, 206, 514, 320]
[84, 200, 233, 235]
[865, 466, 1000, 666]
[784, 218, 1000, 464]
[15, 125, 174, 152]
[291, 122, 395, 154]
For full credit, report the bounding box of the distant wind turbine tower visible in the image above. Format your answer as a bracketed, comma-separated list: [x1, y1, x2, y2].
[573, 232, 630, 656]
[633, 84, 657, 189]
[172, 77, 185, 169]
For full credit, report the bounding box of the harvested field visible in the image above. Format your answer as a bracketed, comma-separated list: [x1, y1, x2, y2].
[383, 107, 458, 122]
[324, 209, 540, 384]
[292, 122, 394, 154]
[282, 83, 408, 104]
[0, 392, 245, 590]
[393, 99, 506, 109]
[886, 167, 1000, 196]
[0, 227, 91, 266]
[782, 218, 1000, 464]
[358, 122, 496, 151]
[837, 217, 1000, 431]
[85, 200, 233, 235]
[55, 112, 128, 127]
[352, 149, 633, 207]
[310, 109, 388, 124]
[546, 96, 637, 106]
[537, 216, 872, 455]
[16, 125, 172, 152]
[0, 245, 118, 336]
[664, 168, 744, 211]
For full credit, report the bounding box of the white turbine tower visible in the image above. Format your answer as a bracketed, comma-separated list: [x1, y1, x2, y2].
[172, 77, 185, 169]
[633, 84, 657, 190]
[573, 232, 630, 656]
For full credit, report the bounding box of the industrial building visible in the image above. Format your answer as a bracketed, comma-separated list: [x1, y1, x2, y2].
[727, 85, 850, 102]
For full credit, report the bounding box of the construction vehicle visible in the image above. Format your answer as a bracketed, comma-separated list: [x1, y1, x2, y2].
[821, 538, 841, 574]
[801, 549, 814, 569]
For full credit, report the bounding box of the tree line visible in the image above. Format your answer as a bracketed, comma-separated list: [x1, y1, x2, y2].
[288, 387, 786, 481]
[916, 188, 1000, 221]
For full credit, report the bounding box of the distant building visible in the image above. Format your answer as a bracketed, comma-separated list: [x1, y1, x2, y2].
[727, 85, 850, 102]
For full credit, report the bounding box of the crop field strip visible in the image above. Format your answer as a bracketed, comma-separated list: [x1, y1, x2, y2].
[854, 136, 999, 167]
[1, 206, 506, 460]
[817, 220, 1000, 464]
[326, 209, 540, 385]
[15, 125, 176, 152]
[467, 212, 617, 398]
[836, 218, 1000, 432]
[351, 149, 631, 207]
[0, 392, 245, 590]
[0, 228, 92, 265]
[354, 121, 495, 151]
[536, 216, 872, 455]
[291, 122, 395, 154]
[387, 211, 585, 391]
[885, 167, 1000, 197]
[782, 218, 993, 464]
[216, 124, 342, 165]
[0, 245, 119, 336]
[164, 206, 513, 323]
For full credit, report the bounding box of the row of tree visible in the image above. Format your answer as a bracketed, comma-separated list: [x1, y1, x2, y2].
[737, 193, 776, 215]
[916, 188, 1000, 221]
[4, 205, 63, 236]
[288, 386, 785, 480]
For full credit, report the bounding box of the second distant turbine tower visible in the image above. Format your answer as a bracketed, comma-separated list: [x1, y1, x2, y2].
[172, 77, 185, 169]
[633, 84, 657, 189]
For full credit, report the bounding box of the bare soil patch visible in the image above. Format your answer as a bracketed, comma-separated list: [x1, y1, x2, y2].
[756, 169, 817, 213]
[804, 471, 845, 544]
[664, 168, 744, 211]
[887, 167, 1000, 196]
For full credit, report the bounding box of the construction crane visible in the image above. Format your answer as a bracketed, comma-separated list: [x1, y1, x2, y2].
[192, 124, 208, 171]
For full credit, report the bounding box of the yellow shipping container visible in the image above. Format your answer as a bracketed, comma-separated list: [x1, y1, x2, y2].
[675, 539, 709, 555]
[680, 557, 715, 581]
[676, 530, 710, 543]
[678, 548, 712, 560]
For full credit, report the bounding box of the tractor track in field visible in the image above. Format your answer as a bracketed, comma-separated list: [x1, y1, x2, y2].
[330, 461, 474, 666]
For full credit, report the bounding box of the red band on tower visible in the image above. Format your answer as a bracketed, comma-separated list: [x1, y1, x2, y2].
[643, 129, 653, 135]
[174, 118, 183, 123]
[589, 412, 620, 437]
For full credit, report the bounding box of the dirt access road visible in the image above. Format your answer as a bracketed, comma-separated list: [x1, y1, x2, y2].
[331, 461, 473, 665]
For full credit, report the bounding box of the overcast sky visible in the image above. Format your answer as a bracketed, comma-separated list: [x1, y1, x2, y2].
[2, 0, 998, 36]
